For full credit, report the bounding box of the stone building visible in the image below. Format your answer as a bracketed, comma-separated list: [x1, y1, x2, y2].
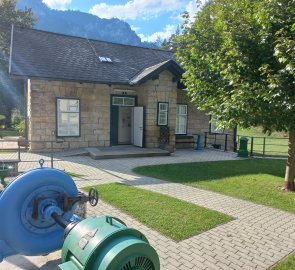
[9, 26, 235, 151]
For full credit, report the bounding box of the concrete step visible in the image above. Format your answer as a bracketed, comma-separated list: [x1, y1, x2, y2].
[85, 146, 170, 160]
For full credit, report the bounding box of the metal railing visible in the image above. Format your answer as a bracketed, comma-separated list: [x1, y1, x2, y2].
[203, 132, 289, 157]
[236, 135, 288, 157]
[0, 139, 63, 168]
[204, 132, 236, 152]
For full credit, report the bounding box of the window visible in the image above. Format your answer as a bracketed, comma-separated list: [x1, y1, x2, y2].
[176, 104, 187, 134]
[56, 98, 80, 137]
[210, 115, 223, 133]
[112, 96, 135, 106]
[99, 56, 112, 63]
[157, 102, 168, 126]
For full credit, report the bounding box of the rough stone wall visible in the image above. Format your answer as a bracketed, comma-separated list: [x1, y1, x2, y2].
[27, 79, 112, 151]
[27, 74, 235, 152]
[177, 90, 235, 150]
[177, 90, 210, 135]
[138, 70, 178, 149]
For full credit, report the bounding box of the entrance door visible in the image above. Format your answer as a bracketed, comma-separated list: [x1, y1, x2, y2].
[118, 107, 132, 144]
[132, 106, 144, 147]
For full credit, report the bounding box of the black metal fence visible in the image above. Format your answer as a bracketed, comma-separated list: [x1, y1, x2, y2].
[0, 134, 290, 161]
[0, 139, 59, 167]
[203, 132, 289, 157]
[204, 132, 237, 152]
[236, 135, 288, 157]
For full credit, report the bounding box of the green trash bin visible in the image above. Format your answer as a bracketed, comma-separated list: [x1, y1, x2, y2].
[238, 137, 249, 157]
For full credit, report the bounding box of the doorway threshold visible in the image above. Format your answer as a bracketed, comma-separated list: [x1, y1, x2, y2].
[85, 145, 170, 160]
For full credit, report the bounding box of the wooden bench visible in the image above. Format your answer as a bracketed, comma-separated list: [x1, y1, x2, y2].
[0, 159, 20, 176]
[175, 135, 195, 149]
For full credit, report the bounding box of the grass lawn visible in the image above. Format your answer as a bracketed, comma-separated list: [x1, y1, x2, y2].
[134, 159, 295, 214]
[66, 171, 84, 178]
[237, 126, 288, 157]
[0, 130, 18, 137]
[271, 253, 295, 270]
[84, 183, 232, 241]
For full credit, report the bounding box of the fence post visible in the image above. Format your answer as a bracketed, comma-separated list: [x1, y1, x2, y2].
[51, 141, 53, 168]
[250, 137, 254, 156]
[18, 144, 21, 160]
[204, 132, 207, 148]
[263, 137, 266, 157]
[224, 134, 228, 151]
[234, 135, 237, 152]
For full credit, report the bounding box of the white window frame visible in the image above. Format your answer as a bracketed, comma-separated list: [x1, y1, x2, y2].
[176, 104, 188, 135]
[157, 102, 168, 126]
[56, 98, 80, 137]
[112, 96, 135, 106]
[210, 115, 223, 134]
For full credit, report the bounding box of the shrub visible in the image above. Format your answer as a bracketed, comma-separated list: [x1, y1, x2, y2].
[11, 109, 25, 136]
[0, 115, 5, 129]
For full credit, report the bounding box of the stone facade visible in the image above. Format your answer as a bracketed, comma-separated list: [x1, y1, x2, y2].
[27, 79, 113, 151]
[138, 70, 177, 149]
[177, 88, 235, 150]
[26, 70, 234, 152]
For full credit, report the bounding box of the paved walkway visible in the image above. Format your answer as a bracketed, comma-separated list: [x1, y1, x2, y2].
[1, 149, 295, 269]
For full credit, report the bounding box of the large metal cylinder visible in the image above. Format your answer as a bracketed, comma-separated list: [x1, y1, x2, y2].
[0, 168, 78, 261]
[59, 216, 160, 270]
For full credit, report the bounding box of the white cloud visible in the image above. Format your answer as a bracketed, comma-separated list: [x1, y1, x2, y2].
[42, 0, 72, 10]
[130, 25, 140, 32]
[89, 0, 185, 20]
[139, 24, 177, 42]
[185, 0, 198, 18]
[177, 0, 204, 21]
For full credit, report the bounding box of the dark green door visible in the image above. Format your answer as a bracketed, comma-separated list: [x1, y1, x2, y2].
[110, 105, 119, 145]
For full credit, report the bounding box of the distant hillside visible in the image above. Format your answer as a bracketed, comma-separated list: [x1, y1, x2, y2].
[16, 0, 151, 47]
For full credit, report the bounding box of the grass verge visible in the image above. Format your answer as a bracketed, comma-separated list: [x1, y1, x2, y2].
[271, 253, 295, 270]
[0, 130, 18, 137]
[0, 152, 15, 154]
[66, 171, 84, 178]
[134, 159, 295, 214]
[83, 183, 232, 241]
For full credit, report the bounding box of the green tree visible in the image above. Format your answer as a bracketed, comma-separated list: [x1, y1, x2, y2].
[0, 0, 36, 127]
[0, 0, 36, 58]
[177, 0, 295, 190]
[161, 26, 181, 51]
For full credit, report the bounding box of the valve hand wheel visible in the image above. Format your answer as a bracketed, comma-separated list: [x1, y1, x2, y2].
[88, 188, 99, 206]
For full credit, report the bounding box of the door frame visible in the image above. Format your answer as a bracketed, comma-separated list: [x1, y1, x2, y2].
[110, 94, 138, 146]
[132, 106, 145, 148]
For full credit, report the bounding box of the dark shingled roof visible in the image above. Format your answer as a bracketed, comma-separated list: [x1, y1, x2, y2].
[9, 26, 184, 85]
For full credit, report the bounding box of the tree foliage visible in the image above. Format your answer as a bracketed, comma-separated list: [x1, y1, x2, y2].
[161, 26, 181, 51]
[0, 0, 36, 127]
[177, 0, 295, 133]
[177, 0, 295, 190]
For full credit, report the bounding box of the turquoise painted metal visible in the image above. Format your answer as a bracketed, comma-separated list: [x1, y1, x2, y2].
[59, 216, 160, 270]
[0, 165, 12, 188]
[238, 136, 249, 157]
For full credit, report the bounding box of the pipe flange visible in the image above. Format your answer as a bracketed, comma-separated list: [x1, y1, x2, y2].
[21, 185, 75, 234]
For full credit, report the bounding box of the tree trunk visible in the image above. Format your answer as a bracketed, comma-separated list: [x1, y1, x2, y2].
[284, 130, 295, 191]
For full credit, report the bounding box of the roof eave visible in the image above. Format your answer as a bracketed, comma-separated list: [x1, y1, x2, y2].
[130, 60, 184, 86]
[9, 73, 131, 86]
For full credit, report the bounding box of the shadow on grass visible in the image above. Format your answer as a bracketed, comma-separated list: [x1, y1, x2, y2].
[133, 159, 286, 183]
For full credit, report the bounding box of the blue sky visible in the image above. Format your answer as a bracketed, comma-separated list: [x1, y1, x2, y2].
[41, 0, 199, 42]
